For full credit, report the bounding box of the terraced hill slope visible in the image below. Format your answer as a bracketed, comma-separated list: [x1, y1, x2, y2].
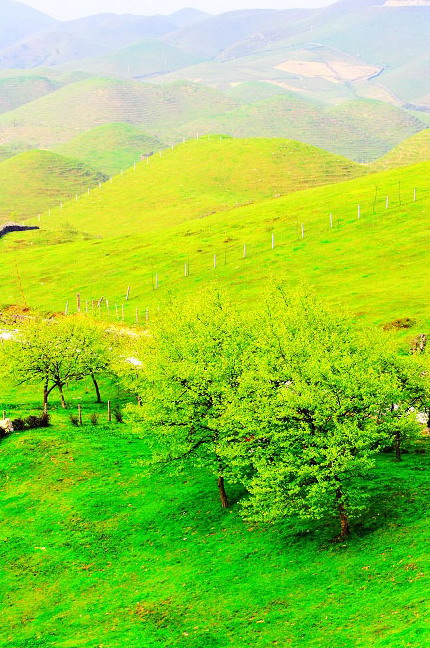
[374, 129, 430, 169]
[0, 150, 107, 222]
[0, 75, 60, 113]
[179, 95, 428, 162]
[38, 137, 368, 237]
[61, 40, 202, 80]
[55, 124, 164, 175]
[0, 138, 428, 332]
[0, 77, 239, 147]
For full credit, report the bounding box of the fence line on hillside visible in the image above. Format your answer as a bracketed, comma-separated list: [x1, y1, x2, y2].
[52, 181, 429, 326]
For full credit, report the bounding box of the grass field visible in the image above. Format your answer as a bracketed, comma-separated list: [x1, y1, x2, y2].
[0, 138, 428, 336]
[55, 123, 164, 175]
[374, 129, 430, 171]
[1, 376, 430, 647]
[0, 77, 239, 148]
[0, 150, 107, 222]
[1, 132, 430, 647]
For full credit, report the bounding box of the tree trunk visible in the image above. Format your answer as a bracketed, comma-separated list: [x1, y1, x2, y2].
[336, 488, 350, 540]
[43, 384, 49, 413]
[218, 476, 229, 509]
[395, 432, 402, 462]
[91, 372, 101, 403]
[58, 384, 67, 409]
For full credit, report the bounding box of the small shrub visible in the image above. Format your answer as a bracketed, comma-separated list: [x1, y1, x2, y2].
[113, 407, 123, 423]
[37, 412, 50, 428]
[12, 418, 26, 431]
[70, 414, 80, 427]
[25, 413, 50, 429]
[90, 413, 99, 426]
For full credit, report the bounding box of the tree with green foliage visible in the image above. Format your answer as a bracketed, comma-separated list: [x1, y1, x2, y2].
[221, 287, 420, 539]
[1, 317, 111, 410]
[377, 351, 429, 461]
[124, 289, 250, 508]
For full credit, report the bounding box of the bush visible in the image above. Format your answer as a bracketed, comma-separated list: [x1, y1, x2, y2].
[37, 412, 50, 428]
[113, 407, 123, 423]
[11, 418, 26, 431]
[26, 413, 50, 429]
[90, 413, 99, 426]
[10, 414, 50, 432]
[70, 414, 80, 427]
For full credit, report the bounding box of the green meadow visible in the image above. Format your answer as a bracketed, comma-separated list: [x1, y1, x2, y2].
[0, 137, 428, 333]
[1, 134, 430, 647]
[1, 371, 430, 647]
[0, 150, 107, 221]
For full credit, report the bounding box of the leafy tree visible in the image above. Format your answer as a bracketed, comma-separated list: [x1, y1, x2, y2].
[124, 289, 250, 508]
[222, 287, 412, 539]
[378, 350, 429, 461]
[1, 317, 111, 410]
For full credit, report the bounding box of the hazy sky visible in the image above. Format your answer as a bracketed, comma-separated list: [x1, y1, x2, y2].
[23, 0, 332, 21]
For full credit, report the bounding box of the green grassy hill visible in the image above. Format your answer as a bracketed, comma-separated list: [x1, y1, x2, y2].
[327, 99, 426, 161]
[55, 123, 164, 175]
[0, 150, 107, 222]
[64, 39, 202, 79]
[0, 75, 60, 114]
[0, 137, 428, 333]
[179, 95, 428, 162]
[0, 77, 239, 147]
[1, 387, 429, 648]
[1, 134, 430, 648]
[374, 129, 430, 170]
[35, 137, 368, 237]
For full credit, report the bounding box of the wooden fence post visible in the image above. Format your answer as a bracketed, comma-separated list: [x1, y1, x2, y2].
[78, 404, 82, 426]
[108, 400, 112, 422]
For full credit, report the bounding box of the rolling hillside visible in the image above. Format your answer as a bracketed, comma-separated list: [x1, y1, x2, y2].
[0, 75, 60, 113]
[55, 123, 164, 175]
[1, 400, 429, 648]
[35, 137, 368, 237]
[0, 0, 57, 50]
[0, 150, 107, 221]
[163, 9, 289, 59]
[0, 137, 428, 333]
[59, 13, 178, 50]
[0, 77, 240, 147]
[63, 40, 202, 80]
[0, 29, 106, 70]
[178, 95, 428, 162]
[374, 129, 430, 169]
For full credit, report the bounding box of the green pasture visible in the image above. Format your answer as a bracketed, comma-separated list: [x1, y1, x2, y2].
[0, 139, 428, 335]
[0, 150, 107, 222]
[0, 376, 430, 647]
